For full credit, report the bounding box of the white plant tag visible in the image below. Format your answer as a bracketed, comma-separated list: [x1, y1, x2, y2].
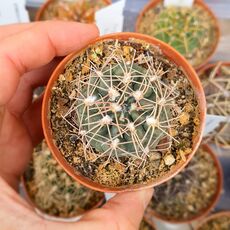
[105, 193, 116, 201]
[0, 0, 29, 25]
[95, 0, 125, 35]
[204, 115, 229, 137]
[164, 0, 194, 7]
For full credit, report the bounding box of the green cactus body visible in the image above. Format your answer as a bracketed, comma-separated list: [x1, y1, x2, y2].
[75, 62, 170, 160]
[62, 44, 182, 166]
[137, 3, 218, 68]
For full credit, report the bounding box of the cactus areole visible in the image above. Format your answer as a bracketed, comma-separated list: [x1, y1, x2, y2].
[43, 34, 204, 191]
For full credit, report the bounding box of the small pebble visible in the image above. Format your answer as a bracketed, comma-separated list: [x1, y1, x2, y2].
[164, 154, 176, 166]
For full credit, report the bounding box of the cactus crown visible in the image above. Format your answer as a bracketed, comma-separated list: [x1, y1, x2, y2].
[138, 3, 217, 67]
[42, 0, 108, 22]
[62, 43, 182, 167]
[24, 141, 104, 218]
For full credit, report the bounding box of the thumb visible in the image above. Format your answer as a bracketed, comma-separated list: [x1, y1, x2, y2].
[80, 188, 154, 230]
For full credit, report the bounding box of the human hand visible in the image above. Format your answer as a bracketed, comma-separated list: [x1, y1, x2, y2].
[0, 21, 153, 230]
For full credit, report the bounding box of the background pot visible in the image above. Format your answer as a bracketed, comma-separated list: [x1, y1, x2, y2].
[195, 211, 230, 230]
[198, 62, 230, 149]
[144, 144, 223, 224]
[42, 32, 206, 192]
[35, 0, 111, 21]
[21, 174, 105, 222]
[135, 0, 220, 70]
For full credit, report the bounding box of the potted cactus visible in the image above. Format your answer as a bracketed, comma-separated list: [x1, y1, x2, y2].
[196, 212, 230, 230]
[36, 0, 111, 22]
[144, 145, 223, 224]
[42, 33, 206, 192]
[22, 140, 105, 219]
[135, 0, 220, 69]
[198, 62, 230, 149]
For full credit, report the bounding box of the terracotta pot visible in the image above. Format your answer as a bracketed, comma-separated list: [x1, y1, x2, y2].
[198, 62, 230, 149]
[195, 211, 230, 230]
[144, 144, 223, 224]
[35, 0, 111, 21]
[135, 0, 220, 70]
[42, 32, 206, 192]
[21, 174, 105, 221]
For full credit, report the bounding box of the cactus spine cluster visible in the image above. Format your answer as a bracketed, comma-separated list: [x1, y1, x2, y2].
[62, 45, 181, 167]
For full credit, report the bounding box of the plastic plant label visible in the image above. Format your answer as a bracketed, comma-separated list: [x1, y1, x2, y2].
[26, 0, 45, 7]
[204, 115, 229, 137]
[95, 0, 125, 35]
[164, 0, 194, 7]
[0, 0, 29, 25]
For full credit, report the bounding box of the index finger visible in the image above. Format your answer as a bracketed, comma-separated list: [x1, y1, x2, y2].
[0, 21, 99, 105]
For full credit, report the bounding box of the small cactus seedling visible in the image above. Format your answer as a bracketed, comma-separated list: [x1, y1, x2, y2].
[39, 0, 109, 22]
[199, 62, 230, 148]
[146, 146, 221, 222]
[23, 141, 104, 218]
[137, 1, 219, 68]
[49, 37, 200, 188]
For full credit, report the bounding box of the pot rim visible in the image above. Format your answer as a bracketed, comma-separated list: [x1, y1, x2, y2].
[42, 32, 206, 193]
[144, 144, 223, 224]
[195, 211, 230, 230]
[35, 0, 112, 21]
[135, 0, 220, 70]
[198, 61, 230, 149]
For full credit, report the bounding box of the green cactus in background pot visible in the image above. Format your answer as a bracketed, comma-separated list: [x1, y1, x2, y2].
[137, 1, 219, 68]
